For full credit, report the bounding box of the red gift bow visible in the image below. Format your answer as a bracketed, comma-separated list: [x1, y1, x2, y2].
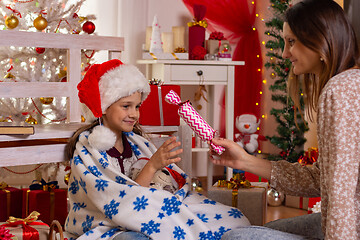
[1, 211, 48, 240]
[298, 147, 319, 165]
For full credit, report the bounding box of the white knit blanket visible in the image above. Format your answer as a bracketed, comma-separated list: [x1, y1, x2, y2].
[64, 131, 250, 240]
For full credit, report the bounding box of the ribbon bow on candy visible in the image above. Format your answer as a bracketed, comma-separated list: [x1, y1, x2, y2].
[165, 90, 225, 154]
[29, 179, 59, 192]
[1, 211, 48, 240]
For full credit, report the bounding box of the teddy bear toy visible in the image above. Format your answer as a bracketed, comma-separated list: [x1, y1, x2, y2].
[234, 114, 265, 154]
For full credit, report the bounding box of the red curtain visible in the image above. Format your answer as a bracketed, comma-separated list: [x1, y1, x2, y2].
[183, 0, 263, 138]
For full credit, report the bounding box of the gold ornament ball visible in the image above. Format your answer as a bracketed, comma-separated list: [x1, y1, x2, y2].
[34, 15, 48, 31]
[40, 97, 54, 104]
[25, 115, 38, 125]
[4, 72, 15, 79]
[5, 15, 19, 29]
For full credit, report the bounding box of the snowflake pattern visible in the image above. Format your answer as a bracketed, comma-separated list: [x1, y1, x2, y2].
[129, 142, 141, 156]
[228, 208, 243, 219]
[199, 230, 214, 240]
[73, 218, 76, 226]
[104, 199, 120, 220]
[100, 151, 108, 160]
[119, 190, 126, 198]
[161, 196, 181, 216]
[141, 220, 161, 236]
[81, 146, 90, 155]
[115, 176, 127, 184]
[79, 178, 87, 194]
[197, 213, 209, 223]
[73, 202, 87, 212]
[81, 215, 94, 233]
[186, 219, 194, 226]
[88, 165, 102, 177]
[158, 212, 165, 219]
[214, 226, 230, 240]
[133, 195, 149, 212]
[73, 155, 82, 165]
[177, 189, 186, 198]
[203, 199, 216, 205]
[99, 158, 109, 169]
[95, 179, 109, 191]
[83, 170, 90, 175]
[100, 228, 120, 238]
[85, 230, 94, 236]
[69, 178, 79, 195]
[214, 214, 222, 220]
[173, 226, 186, 240]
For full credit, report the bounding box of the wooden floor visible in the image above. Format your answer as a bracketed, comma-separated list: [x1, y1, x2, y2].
[197, 176, 308, 224]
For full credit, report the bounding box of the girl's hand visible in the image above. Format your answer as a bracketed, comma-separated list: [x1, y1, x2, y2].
[148, 136, 183, 172]
[208, 138, 249, 170]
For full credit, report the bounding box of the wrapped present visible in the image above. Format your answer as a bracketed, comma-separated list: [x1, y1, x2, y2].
[188, 4, 207, 60]
[139, 84, 180, 126]
[285, 195, 309, 211]
[308, 197, 321, 214]
[244, 172, 268, 183]
[0, 182, 23, 221]
[0, 211, 49, 240]
[22, 180, 67, 226]
[207, 181, 268, 226]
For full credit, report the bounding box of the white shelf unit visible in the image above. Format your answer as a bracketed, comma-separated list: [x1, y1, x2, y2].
[137, 59, 245, 187]
[0, 30, 123, 168]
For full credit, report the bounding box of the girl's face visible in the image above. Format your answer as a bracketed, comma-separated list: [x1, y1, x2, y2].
[102, 91, 142, 134]
[282, 22, 322, 76]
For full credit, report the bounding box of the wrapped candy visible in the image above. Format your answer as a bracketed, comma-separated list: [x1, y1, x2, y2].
[165, 90, 225, 154]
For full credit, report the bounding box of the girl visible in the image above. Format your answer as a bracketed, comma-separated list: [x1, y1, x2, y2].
[210, 0, 360, 239]
[64, 59, 250, 240]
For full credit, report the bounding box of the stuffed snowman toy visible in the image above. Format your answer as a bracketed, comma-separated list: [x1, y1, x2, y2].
[234, 114, 265, 154]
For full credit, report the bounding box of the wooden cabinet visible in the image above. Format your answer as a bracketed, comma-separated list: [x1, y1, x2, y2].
[137, 60, 245, 187]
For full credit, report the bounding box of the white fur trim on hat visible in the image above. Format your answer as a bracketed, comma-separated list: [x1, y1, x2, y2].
[88, 125, 117, 151]
[99, 64, 150, 114]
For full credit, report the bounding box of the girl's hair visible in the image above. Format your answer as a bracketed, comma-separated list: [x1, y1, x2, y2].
[286, 0, 360, 120]
[64, 118, 145, 162]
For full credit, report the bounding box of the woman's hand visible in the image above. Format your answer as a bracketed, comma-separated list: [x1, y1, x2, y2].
[209, 137, 272, 180]
[209, 138, 250, 170]
[148, 136, 183, 172]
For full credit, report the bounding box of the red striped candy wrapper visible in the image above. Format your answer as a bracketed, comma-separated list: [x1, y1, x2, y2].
[165, 90, 224, 154]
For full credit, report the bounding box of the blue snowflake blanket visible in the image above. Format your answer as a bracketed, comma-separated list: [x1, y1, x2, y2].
[64, 131, 250, 240]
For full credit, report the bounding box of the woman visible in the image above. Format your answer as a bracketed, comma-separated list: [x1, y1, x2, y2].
[210, 0, 360, 239]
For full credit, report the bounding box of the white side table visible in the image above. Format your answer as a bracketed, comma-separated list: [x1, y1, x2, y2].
[137, 60, 245, 187]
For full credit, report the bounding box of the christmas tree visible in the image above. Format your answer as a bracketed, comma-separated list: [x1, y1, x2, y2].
[0, 0, 96, 124]
[264, 0, 308, 163]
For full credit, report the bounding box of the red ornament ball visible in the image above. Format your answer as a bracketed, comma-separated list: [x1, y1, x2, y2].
[36, 47, 45, 54]
[82, 21, 95, 34]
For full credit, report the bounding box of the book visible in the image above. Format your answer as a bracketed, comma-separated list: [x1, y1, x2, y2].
[0, 123, 35, 135]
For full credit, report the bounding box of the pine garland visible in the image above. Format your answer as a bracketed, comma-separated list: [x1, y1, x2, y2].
[264, 0, 309, 163]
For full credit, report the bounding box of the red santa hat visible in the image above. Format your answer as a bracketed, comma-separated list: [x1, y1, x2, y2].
[77, 59, 150, 150]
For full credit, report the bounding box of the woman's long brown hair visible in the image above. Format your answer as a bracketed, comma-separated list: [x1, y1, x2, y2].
[286, 0, 360, 121]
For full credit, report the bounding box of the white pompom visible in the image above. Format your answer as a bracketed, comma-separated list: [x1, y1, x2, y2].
[88, 125, 117, 151]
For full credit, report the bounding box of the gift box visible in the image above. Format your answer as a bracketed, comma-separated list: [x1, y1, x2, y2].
[0, 211, 49, 240]
[205, 40, 230, 55]
[22, 189, 68, 226]
[207, 182, 268, 226]
[188, 4, 207, 60]
[244, 172, 268, 182]
[0, 183, 23, 221]
[285, 195, 309, 211]
[139, 84, 180, 126]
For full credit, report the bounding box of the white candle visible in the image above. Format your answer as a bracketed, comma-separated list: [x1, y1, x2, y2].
[145, 26, 152, 51]
[161, 32, 174, 53]
[172, 26, 185, 49]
